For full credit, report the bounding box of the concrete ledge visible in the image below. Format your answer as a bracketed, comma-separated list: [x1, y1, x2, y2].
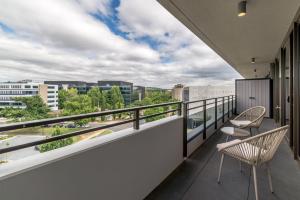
[0, 116, 184, 200]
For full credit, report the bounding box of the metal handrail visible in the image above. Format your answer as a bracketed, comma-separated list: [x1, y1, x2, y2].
[0, 101, 182, 154]
[0, 94, 236, 156]
[0, 101, 181, 132]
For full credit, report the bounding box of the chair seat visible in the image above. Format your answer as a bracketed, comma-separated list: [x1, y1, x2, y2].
[230, 120, 252, 127]
[221, 127, 250, 137]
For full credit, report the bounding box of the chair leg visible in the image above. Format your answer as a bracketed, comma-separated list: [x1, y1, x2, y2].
[217, 154, 224, 184]
[226, 135, 230, 142]
[252, 165, 259, 200]
[266, 163, 274, 193]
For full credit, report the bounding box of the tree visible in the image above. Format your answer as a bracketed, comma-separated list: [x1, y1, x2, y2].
[129, 90, 176, 123]
[87, 87, 102, 109]
[39, 127, 74, 153]
[12, 96, 50, 120]
[58, 88, 78, 109]
[62, 94, 96, 126]
[109, 86, 124, 119]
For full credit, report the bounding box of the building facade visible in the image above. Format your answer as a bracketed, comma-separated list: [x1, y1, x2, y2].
[98, 81, 133, 105]
[0, 81, 58, 111]
[133, 86, 146, 101]
[171, 84, 184, 101]
[183, 85, 235, 102]
[44, 81, 92, 94]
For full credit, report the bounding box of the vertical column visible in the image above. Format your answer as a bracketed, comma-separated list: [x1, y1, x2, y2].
[203, 100, 206, 140]
[289, 31, 294, 148]
[222, 97, 225, 123]
[280, 48, 286, 126]
[270, 63, 275, 119]
[231, 95, 234, 115]
[183, 103, 188, 157]
[274, 59, 280, 123]
[293, 22, 299, 159]
[215, 98, 218, 129]
[227, 96, 230, 118]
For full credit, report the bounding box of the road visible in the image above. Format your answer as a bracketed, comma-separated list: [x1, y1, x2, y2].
[0, 135, 45, 161]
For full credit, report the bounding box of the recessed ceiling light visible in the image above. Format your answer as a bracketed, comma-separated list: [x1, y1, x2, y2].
[251, 57, 255, 64]
[238, 1, 247, 17]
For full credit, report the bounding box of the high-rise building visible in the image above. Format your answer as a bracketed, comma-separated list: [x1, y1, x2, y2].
[98, 81, 133, 105]
[0, 81, 59, 111]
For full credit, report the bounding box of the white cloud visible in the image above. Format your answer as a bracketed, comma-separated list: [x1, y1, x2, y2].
[0, 0, 241, 88]
[77, 0, 112, 16]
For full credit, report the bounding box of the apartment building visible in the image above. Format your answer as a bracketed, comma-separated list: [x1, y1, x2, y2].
[0, 81, 58, 111]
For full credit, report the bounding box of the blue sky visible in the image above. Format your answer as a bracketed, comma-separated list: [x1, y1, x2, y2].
[0, 0, 241, 88]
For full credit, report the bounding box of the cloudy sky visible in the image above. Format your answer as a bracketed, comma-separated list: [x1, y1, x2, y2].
[0, 0, 241, 88]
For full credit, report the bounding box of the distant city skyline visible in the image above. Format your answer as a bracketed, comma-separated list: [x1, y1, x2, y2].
[0, 0, 241, 88]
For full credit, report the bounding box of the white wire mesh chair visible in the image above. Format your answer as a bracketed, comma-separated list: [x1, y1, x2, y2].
[230, 106, 266, 135]
[216, 125, 289, 200]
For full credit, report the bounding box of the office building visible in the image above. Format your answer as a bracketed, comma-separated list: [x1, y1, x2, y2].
[98, 81, 133, 105]
[44, 81, 90, 94]
[0, 81, 58, 111]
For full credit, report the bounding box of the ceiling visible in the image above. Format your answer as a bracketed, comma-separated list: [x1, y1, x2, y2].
[158, 0, 300, 78]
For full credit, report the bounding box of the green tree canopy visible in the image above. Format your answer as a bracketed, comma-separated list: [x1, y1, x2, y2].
[0, 96, 50, 121]
[109, 86, 124, 119]
[87, 87, 106, 111]
[58, 88, 78, 109]
[62, 94, 96, 126]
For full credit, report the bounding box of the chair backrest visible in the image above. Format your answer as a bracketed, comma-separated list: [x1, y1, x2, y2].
[235, 106, 266, 128]
[223, 125, 288, 165]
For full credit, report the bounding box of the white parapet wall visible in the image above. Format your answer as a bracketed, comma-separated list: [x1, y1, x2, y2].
[0, 116, 184, 200]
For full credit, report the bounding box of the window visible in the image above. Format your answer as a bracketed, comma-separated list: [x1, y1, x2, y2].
[32, 86, 38, 89]
[25, 85, 31, 89]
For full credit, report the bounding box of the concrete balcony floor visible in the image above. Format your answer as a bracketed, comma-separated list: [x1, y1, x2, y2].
[146, 119, 300, 200]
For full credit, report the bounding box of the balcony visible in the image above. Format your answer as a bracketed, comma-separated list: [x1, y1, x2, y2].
[146, 118, 300, 200]
[0, 96, 298, 200]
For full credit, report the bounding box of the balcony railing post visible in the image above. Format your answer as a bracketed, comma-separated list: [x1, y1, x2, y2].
[227, 96, 230, 118]
[222, 97, 225, 123]
[183, 103, 188, 157]
[231, 95, 234, 115]
[215, 98, 218, 129]
[177, 102, 182, 116]
[235, 95, 237, 115]
[203, 100, 207, 140]
[133, 108, 140, 130]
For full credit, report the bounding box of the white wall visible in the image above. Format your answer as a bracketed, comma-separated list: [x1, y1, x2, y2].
[0, 116, 183, 200]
